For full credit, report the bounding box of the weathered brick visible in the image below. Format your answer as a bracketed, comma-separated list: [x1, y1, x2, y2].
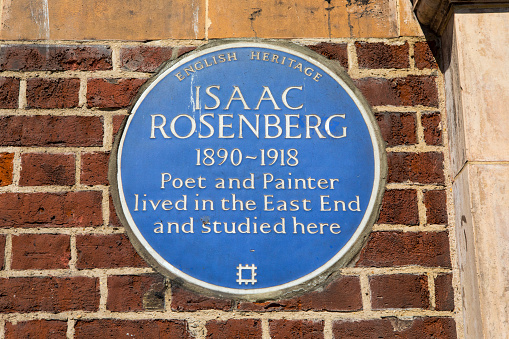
[354, 76, 438, 107]
[20, 153, 75, 186]
[0, 116, 103, 147]
[76, 234, 148, 269]
[120, 46, 174, 72]
[171, 285, 233, 311]
[370, 274, 429, 309]
[414, 41, 439, 70]
[109, 195, 122, 227]
[356, 42, 409, 69]
[0, 77, 19, 108]
[0, 277, 99, 313]
[269, 320, 324, 339]
[81, 152, 109, 185]
[356, 231, 451, 267]
[0, 153, 14, 186]
[435, 273, 455, 311]
[238, 276, 362, 312]
[424, 189, 448, 224]
[0, 45, 112, 71]
[75, 320, 190, 339]
[375, 112, 417, 146]
[388, 152, 445, 184]
[422, 112, 443, 145]
[5, 320, 67, 339]
[378, 189, 419, 225]
[0, 191, 103, 228]
[107, 274, 165, 311]
[0, 235, 6, 269]
[113, 115, 127, 137]
[87, 78, 146, 109]
[206, 319, 262, 339]
[27, 78, 80, 109]
[176, 46, 197, 58]
[11, 234, 70, 270]
[307, 43, 348, 69]
[333, 317, 457, 338]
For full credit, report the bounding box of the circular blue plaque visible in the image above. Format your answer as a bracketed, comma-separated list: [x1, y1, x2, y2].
[112, 41, 386, 299]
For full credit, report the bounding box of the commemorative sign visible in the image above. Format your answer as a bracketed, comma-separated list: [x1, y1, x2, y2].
[111, 41, 386, 299]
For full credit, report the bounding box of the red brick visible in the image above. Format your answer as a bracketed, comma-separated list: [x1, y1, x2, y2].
[388, 152, 445, 184]
[206, 319, 262, 339]
[375, 112, 417, 146]
[113, 115, 126, 137]
[370, 274, 429, 309]
[422, 112, 443, 145]
[0, 45, 112, 71]
[81, 152, 109, 185]
[238, 276, 362, 312]
[0, 235, 6, 269]
[176, 46, 197, 58]
[5, 320, 67, 339]
[87, 78, 146, 109]
[414, 41, 439, 70]
[0, 191, 102, 228]
[11, 234, 70, 270]
[171, 285, 233, 311]
[20, 153, 75, 186]
[109, 195, 122, 227]
[307, 43, 348, 69]
[269, 320, 324, 339]
[424, 189, 448, 224]
[0, 116, 103, 147]
[0, 276, 99, 313]
[333, 317, 456, 338]
[356, 42, 409, 69]
[435, 273, 455, 311]
[0, 77, 19, 108]
[356, 231, 451, 268]
[107, 274, 165, 311]
[378, 189, 419, 225]
[0, 153, 14, 186]
[75, 319, 190, 339]
[121, 46, 174, 72]
[26, 78, 80, 109]
[76, 234, 148, 269]
[354, 76, 438, 107]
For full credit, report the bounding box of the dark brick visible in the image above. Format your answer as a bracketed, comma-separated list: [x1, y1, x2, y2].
[81, 152, 109, 185]
[87, 78, 146, 109]
[422, 112, 443, 145]
[108, 274, 165, 311]
[0, 45, 112, 71]
[435, 273, 454, 311]
[0, 153, 14, 186]
[113, 115, 126, 137]
[388, 152, 445, 184]
[424, 189, 448, 224]
[20, 153, 75, 186]
[109, 195, 122, 227]
[11, 234, 70, 270]
[238, 276, 362, 312]
[354, 76, 438, 107]
[378, 189, 419, 225]
[333, 317, 456, 339]
[376, 112, 417, 146]
[356, 42, 409, 69]
[0, 235, 6, 269]
[76, 234, 148, 269]
[269, 320, 324, 339]
[206, 319, 262, 339]
[371, 274, 429, 309]
[307, 43, 348, 68]
[0, 116, 103, 147]
[75, 320, 190, 339]
[5, 320, 67, 339]
[415, 41, 439, 70]
[0, 191, 103, 228]
[27, 78, 80, 109]
[356, 231, 451, 268]
[171, 285, 233, 311]
[176, 46, 197, 58]
[0, 77, 19, 108]
[121, 46, 174, 72]
[0, 277, 99, 313]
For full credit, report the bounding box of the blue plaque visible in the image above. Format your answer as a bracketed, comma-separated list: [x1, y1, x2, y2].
[112, 41, 386, 299]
